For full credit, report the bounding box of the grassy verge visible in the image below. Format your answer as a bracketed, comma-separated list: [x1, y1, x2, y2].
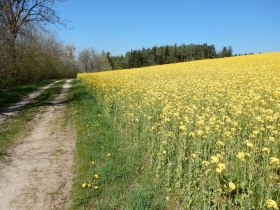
[0, 80, 65, 157]
[68, 80, 164, 210]
[0, 79, 56, 109]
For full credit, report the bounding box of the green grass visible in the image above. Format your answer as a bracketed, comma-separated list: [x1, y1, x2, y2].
[0, 80, 65, 157]
[68, 80, 165, 210]
[0, 79, 55, 109]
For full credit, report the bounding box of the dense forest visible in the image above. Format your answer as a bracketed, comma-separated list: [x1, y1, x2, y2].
[78, 44, 233, 72]
[107, 44, 233, 70]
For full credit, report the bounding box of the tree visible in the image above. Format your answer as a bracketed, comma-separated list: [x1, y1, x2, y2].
[0, 0, 65, 79]
[78, 48, 93, 72]
[78, 48, 111, 72]
[218, 46, 233, 58]
[0, 0, 65, 46]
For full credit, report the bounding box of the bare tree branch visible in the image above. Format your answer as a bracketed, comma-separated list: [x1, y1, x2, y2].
[0, 0, 65, 45]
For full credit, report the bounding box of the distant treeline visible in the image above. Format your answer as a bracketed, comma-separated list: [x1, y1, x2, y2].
[105, 44, 233, 70]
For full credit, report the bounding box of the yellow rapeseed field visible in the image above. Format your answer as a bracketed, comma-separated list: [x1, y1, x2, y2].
[78, 52, 280, 209]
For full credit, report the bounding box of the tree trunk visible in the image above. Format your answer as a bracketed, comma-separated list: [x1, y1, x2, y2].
[7, 33, 19, 85]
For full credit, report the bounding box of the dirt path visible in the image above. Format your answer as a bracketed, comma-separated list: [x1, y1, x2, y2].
[0, 80, 61, 125]
[0, 79, 75, 210]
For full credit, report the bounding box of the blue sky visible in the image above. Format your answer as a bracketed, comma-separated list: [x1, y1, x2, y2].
[52, 0, 280, 56]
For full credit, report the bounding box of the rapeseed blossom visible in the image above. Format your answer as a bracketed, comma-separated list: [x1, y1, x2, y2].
[78, 52, 280, 208]
[266, 199, 279, 209]
[228, 182, 236, 192]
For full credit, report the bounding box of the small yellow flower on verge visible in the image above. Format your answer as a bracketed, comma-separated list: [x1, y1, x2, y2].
[261, 147, 270, 153]
[216, 163, 225, 173]
[224, 131, 231, 137]
[266, 199, 279, 209]
[211, 156, 219, 164]
[216, 153, 223, 159]
[228, 182, 236, 192]
[162, 140, 168, 145]
[191, 153, 197, 158]
[107, 153, 112, 157]
[179, 125, 186, 131]
[82, 183, 87, 188]
[196, 130, 204, 136]
[91, 161, 95, 165]
[269, 137, 276, 142]
[236, 152, 246, 161]
[216, 141, 225, 146]
[202, 160, 210, 166]
[244, 140, 254, 148]
[94, 185, 99, 190]
[87, 183, 92, 188]
[94, 174, 100, 179]
[269, 157, 280, 166]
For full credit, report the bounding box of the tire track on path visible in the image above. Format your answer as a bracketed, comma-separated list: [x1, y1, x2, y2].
[0, 79, 75, 210]
[0, 80, 61, 125]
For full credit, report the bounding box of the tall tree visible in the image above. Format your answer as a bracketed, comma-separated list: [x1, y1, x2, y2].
[78, 48, 111, 72]
[0, 0, 65, 78]
[0, 0, 65, 46]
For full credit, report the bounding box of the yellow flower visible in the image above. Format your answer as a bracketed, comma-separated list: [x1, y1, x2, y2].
[91, 161, 95, 165]
[218, 163, 225, 169]
[196, 130, 204, 136]
[94, 185, 99, 190]
[216, 153, 223, 159]
[211, 156, 219, 163]
[216, 168, 223, 173]
[269, 157, 280, 166]
[94, 173, 100, 179]
[216, 163, 225, 173]
[162, 140, 168, 145]
[224, 131, 231, 137]
[269, 173, 279, 180]
[197, 120, 204, 125]
[87, 183, 92, 188]
[269, 137, 276, 142]
[261, 147, 270, 153]
[107, 153, 112, 157]
[216, 141, 225, 146]
[179, 125, 186, 131]
[228, 182, 236, 192]
[236, 152, 246, 161]
[202, 160, 210, 166]
[244, 140, 254, 148]
[266, 199, 279, 209]
[82, 183, 87, 188]
[191, 153, 197, 158]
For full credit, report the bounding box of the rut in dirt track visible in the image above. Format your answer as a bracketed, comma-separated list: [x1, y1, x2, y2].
[0, 80, 61, 125]
[0, 79, 75, 210]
